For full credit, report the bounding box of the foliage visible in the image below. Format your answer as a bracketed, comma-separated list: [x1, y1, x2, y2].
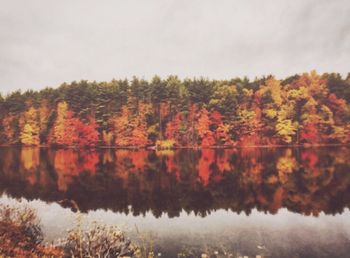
[0, 204, 145, 258]
[0, 71, 350, 147]
[0, 204, 63, 257]
[156, 139, 176, 149]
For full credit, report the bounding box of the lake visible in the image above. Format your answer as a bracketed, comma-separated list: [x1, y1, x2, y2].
[0, 146, 350, 257]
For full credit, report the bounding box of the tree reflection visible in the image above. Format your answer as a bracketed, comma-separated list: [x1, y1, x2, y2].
[0, 147, 350, 217]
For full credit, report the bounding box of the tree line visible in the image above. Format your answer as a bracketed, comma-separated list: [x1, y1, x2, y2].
[0, 71, 349, 147]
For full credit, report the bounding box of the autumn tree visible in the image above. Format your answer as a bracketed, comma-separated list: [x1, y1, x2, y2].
[233, 109, 261, 146]
[19, 107, 40, 146]
[196, 108, 215, 147]
[129, 102, 150, 146]
[74, 118, 99, 146]
[1, 114, 17, 144]
[49, 101, 69, 145]
[112, 106, 131, 146]
[210, 111, 231, 145]
[183, 104, 198, 146]
[165, 112, 182, 145]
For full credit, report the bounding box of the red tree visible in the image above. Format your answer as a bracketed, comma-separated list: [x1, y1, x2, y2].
[300, 123, 318, 143]
[196, 108, 215, 147]
[75, 119, 99, 146]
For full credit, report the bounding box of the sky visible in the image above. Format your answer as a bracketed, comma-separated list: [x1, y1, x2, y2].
[0, 0, 349, 93]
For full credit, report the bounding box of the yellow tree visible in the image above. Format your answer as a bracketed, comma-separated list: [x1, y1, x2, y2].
[20, 107, 40, 145]
[275, 103, 298, 144]
[298, 70, 328, 98]
[49, 101, 69, 145]
[275, 119, 297, 144]
[256, 77, 285, 144]
[112, 106, 130, 146]
[233, 108, 261, 145]
[257, 77, 283, 107]
[38, 99, 50, 141]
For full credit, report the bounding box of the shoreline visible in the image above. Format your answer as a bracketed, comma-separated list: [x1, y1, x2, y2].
[0, 143, 349, 150]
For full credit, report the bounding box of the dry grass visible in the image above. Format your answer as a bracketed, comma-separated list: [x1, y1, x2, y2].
[61, 222, 138, 257]
[0, 203, 145, 257]
[0, 204, 63, 257]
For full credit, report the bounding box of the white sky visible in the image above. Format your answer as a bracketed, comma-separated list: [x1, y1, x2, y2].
[0, 0, 349, 93]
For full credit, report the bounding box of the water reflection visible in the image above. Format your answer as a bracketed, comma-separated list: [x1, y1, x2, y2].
[0, 147, 349, 217]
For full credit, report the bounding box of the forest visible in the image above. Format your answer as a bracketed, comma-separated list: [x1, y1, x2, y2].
[0, 71, 349, 147]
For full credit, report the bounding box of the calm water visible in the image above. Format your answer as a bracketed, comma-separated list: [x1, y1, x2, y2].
[1, 147, 350, 257]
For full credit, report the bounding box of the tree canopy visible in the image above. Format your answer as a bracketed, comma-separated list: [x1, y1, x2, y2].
[1, 71, 349, 147]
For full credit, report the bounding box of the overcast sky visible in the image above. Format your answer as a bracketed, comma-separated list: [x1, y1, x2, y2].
[0, 0, 349, 93]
